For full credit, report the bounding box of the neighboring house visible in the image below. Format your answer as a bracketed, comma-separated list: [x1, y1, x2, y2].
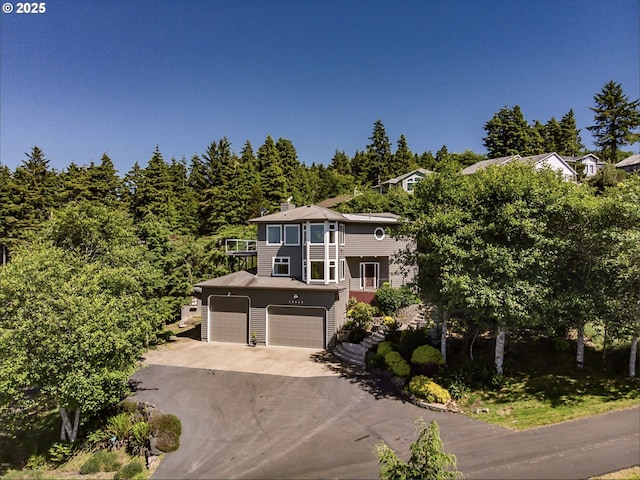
[461, 152, 577, 181]
[195, 203, 413, 349]
[616, 154, 640, 174]
[561, 153, 603, 178]
[373, 168, 432, 194]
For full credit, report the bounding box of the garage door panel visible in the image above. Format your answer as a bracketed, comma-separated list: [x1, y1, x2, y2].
[268, 306, 325, 349]
[210, 297, 248, 344]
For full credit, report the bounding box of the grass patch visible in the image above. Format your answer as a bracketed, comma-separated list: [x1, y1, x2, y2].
[443, 335, 640, 430]
[593, 466, 640, 479]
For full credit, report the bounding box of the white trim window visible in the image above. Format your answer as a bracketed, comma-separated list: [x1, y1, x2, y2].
[284, 224, 300, 246]
[339, 224, 345, 245]
[272, 257, 290, 276]
[310, 260, 324, 281]
[309, 224, 324, 244]
[267, 225, 282, 245]
[374, 227, 385, 241]
[340, 259, 346, 281]
[329, 260, 337, 282]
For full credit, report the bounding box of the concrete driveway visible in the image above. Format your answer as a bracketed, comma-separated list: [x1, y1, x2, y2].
[132, 338, 640, 479]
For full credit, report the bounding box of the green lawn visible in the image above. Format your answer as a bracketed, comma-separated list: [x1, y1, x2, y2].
[444, 335, 640, 430]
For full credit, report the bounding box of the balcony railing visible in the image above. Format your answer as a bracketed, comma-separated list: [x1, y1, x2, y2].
[225, 239, 257, 256]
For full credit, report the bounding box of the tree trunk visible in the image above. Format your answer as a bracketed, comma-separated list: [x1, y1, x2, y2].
[440, 310, 449, 365]
[494, 324, 506, 375]
[60, 407, 81, 443]
[576, 321, 585, 369]
[469, 328, 478, 362]
[630, 336, 638, 378]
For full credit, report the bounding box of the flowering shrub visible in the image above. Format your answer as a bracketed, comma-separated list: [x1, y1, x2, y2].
[408, 376, 451, 404]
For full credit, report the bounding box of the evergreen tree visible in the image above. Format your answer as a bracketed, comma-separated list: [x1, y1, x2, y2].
[258, 135, 288, 210]
[58, 162, 90, 205]
[365, 119, 393, 185]
[587, 81, 640, 163]
[87, 153, 123, 206]
[328, 150, 351, 175]
[10, 147, 59, 241]
[558, 109, 584, 156]
[392, 134, 414, 174]
[483, 105, 540, 157]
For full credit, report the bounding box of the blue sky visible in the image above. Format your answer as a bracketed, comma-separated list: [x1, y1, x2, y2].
[1, 0, 638, 175]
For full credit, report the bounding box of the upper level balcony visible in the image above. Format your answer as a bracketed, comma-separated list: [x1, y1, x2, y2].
[225, 239, 257, 257]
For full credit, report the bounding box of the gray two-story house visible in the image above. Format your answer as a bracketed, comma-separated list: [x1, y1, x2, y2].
[195, 203, 412, 349]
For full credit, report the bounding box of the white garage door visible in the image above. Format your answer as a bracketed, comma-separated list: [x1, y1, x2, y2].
[268, 306, 325, 349]
[210, 296, 249, 344]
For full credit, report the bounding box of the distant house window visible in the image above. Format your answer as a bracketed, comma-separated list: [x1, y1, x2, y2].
[374, 227, 385, 241]
[272, 257, 290, 276]
[267, 225, 282, 245]
[309, 224, 324, 244]
[284, 225, 300, 246]
[406, 175, 422, 191]
[310, 261, 324, 280]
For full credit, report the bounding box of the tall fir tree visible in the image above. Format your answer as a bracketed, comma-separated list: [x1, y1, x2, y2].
[587, 81, 640, 163]
[365, 119, 393, 185]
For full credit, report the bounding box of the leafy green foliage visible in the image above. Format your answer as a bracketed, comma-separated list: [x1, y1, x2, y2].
[108, 413, 132, 442]
[48, 442, 75, 465]
[129, 421, 152, 456]
[408, 376, 451, 404]
[385, 352, 411, 377]
[377, 341, 395, 357]
[374, 283, 417, 316]
[374, 418, 463, 480]
[114, 460, 145, 480]
[411, 345, 446, 376]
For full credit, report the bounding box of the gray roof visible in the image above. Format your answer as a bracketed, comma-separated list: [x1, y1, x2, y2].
[195, 269, 344, 291]
[616, 154, 640, 168]
[461, 155, 519, 174]
[316, 195, 354, 208]
[249, 204, 399, 224]
[374, 168, 432, 187]
[560, 154, 602, 165]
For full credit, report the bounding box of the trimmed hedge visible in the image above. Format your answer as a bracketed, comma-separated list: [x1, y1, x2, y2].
[408, 375, 451, 404]
[384, 351, 410, 377]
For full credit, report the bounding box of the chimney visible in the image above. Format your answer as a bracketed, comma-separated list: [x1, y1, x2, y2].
[280, 202, 295, 212]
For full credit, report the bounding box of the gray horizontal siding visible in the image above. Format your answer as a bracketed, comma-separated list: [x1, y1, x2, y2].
[343, 223, 409, 258]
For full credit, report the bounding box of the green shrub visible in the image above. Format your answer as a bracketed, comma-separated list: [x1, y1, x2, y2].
[80, 450, 121, 475]
[408, 376, 451, 404]
[129, 421, 152, 455]
[384, 351, 411, 377]
[398, 327, 429, 360]
[367, 353, 385, 369]
[151, 414, 182, 452]
[48, 442, 75, 465]
[347, 302, 376, 330]
[108, 412, 132, 441]
[375, 283, 416, 316]
[25, 454, 46, 470]
[114, 461, 144, 480]
[79, 455, 101, 475]
[377, 341, 394, 357]
[411, 344, 445, 375]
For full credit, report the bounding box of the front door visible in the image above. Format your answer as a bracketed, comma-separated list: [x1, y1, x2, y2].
[360, 262, 379, 290]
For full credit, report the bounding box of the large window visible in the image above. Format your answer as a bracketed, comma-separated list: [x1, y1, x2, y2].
[272, 257, 290, 276]
[267, 225, 282, 245]
[309, 224, 324, 243]
[310, 261, 324, 280]
[284, 224, 300, 246]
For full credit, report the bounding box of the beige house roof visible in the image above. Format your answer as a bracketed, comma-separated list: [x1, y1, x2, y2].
[195, 269, 344, 291]
[461, 155, 519, 174]
[616, 154, 640, 168]
[373, 168, 433, 189]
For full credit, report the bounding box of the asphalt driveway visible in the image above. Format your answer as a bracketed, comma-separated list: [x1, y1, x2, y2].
[131, 338, 640, 479]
